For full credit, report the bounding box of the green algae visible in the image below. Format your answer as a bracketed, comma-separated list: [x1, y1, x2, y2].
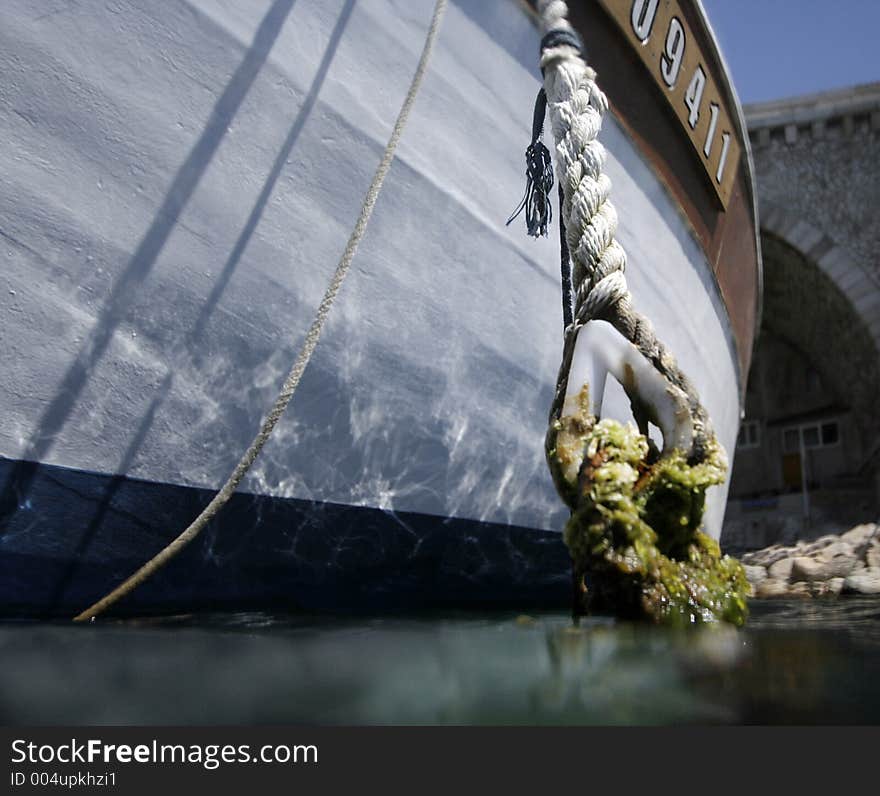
[546, 386, 749, 627]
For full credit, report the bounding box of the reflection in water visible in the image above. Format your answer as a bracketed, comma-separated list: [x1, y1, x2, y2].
[0, 599, 878, 724]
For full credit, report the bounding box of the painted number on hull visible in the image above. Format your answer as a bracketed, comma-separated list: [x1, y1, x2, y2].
[599, 0, 740, 207]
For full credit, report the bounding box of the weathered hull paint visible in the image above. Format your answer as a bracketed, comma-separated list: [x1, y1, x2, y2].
[0, 0, 748, 615]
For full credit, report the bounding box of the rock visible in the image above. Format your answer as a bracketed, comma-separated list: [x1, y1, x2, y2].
[743, 564, 768, 586]
[866, 540, 880, 570]
[738, 526, 879, 599]
[842, 570, 880, 595]
[802, 535, 841, 555]
[789, 556, 817, 582]
[742, 545, 794, 568]
[841, 523, 878, 548]
[755, 578, 790, 598]
[768, 557, 795, 582]
[823, 554, 857, 579]
[814, 541, 853, 562]
[791, 555, 855, 583]
[812, 577, 845, 597]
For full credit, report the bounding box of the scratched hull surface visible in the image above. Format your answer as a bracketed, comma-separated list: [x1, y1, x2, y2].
[0, 0, 741, 615]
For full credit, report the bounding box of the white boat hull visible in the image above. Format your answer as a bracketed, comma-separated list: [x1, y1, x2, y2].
[0, 0, 743, 614]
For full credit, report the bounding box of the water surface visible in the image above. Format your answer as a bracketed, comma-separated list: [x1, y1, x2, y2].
[1, 599, 878, 724]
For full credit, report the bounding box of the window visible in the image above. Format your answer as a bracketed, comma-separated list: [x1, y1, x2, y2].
[821, 422, 839, 445]
[782, 419, 840, 453]
[737, 420, 761, 449]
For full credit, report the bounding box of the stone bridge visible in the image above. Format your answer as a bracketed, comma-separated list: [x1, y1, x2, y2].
[723, 83, 880, 550]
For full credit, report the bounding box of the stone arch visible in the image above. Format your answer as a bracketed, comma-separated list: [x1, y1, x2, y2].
[723, 226, 880, 547]
[724, 84, 880, 548]
[759, 199, 880, 363]
[756, 227, 880, 454]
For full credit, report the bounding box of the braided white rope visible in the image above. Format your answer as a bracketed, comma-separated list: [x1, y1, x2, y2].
[538, 0, 709, 461]
[538, 0, 629, 325]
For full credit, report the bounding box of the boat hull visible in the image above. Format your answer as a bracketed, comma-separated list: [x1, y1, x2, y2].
[0, 0, 752, 616]
[0, 457, 571, 616]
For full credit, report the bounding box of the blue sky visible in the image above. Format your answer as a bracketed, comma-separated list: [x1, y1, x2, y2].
[701, 0, 880, 105]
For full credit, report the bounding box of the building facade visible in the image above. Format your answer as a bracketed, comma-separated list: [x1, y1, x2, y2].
[723, 83, 880, 551]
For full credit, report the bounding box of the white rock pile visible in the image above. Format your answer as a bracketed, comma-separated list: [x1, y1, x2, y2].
[741, 522, 880, 598]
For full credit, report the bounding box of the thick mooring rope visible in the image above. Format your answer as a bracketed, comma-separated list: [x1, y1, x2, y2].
[73, 0, 448, 622]
[533, 2, 748, 625]
[537, 0, 713, 462]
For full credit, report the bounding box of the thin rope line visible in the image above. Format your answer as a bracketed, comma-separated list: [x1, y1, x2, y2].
[558, 182, 573, 328]
[74, 0, 448, 622]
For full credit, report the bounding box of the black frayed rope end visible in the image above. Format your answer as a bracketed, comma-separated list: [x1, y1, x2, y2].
[507, 88, 554, 238]
[507, 30, 585, 238]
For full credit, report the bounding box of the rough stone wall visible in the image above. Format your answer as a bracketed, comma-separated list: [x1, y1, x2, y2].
[723, 86, 880, 550]
[751, 117, 880, 286]
[745, 84, 880, 468]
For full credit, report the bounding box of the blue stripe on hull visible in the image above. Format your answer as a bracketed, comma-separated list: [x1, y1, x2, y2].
[0, 458, 570, 618]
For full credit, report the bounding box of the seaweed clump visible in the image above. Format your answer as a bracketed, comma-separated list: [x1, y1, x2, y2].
[546, 386, 749, 627]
